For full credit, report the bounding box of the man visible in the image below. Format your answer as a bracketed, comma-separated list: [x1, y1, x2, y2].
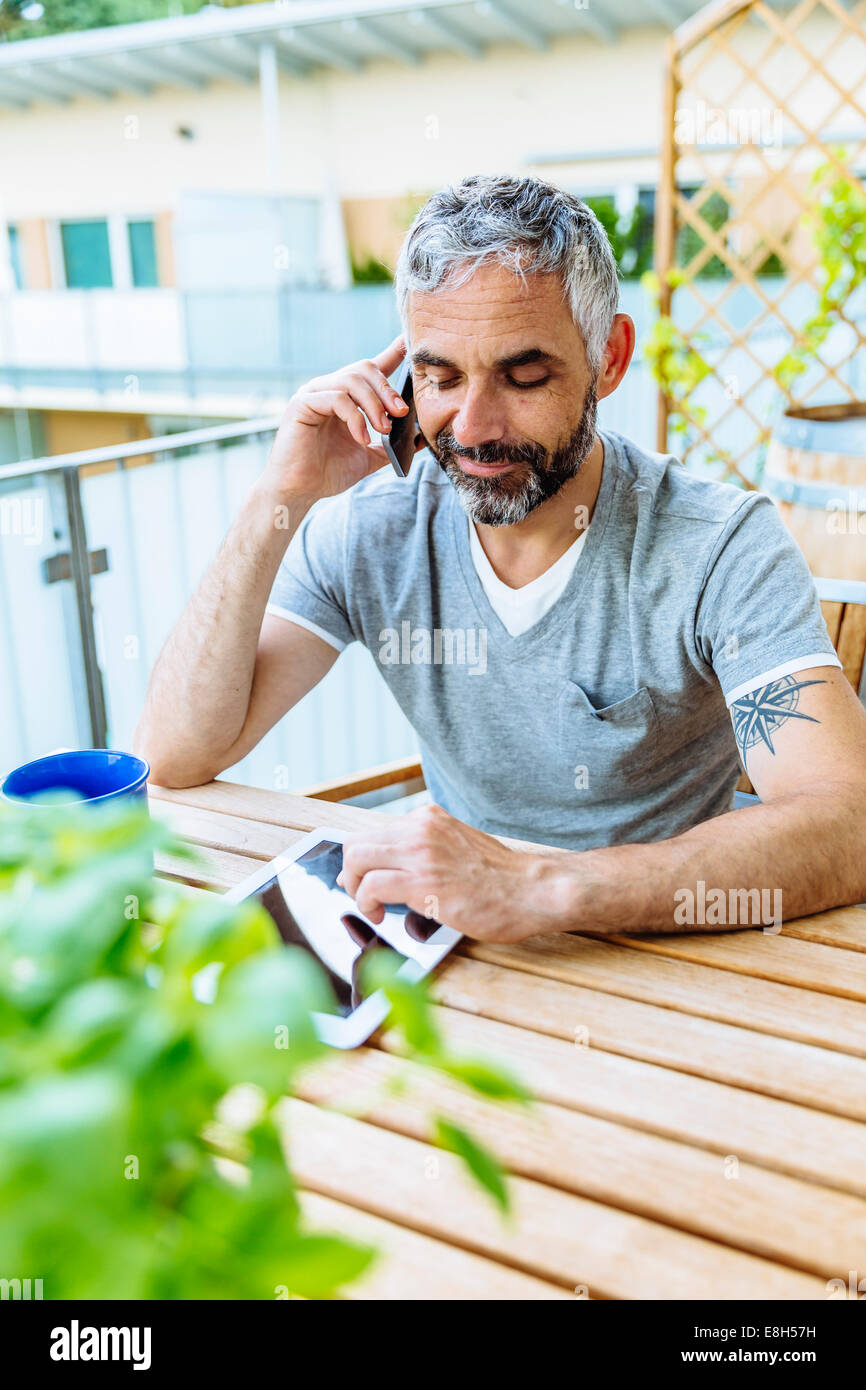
[134, 174, 866, 943]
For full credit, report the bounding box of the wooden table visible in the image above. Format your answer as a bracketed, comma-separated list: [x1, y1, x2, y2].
[149, 779, 866, 1301]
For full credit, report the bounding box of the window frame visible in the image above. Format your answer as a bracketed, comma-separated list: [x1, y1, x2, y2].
[52, 213, 160, 290]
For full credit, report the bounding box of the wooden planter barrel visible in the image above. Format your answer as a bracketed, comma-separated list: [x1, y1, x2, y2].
[763, 403, 866, 580]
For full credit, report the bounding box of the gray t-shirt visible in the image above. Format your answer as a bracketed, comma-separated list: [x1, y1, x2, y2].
[266, 428, 840, 850]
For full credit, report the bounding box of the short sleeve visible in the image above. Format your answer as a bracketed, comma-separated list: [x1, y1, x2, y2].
[694, 492, 841, 705]
[266, 493, 355, 652]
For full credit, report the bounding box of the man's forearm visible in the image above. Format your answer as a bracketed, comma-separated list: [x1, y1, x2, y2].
[134, 477, 312, 785]
[542, 786, 866, 936]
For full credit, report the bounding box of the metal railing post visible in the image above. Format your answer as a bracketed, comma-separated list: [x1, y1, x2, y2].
[44, 467, 109, 749]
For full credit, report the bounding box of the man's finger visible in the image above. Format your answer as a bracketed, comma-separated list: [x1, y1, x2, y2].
[339, 822, 417, 894]
[339, 839, 409, 897]
[372, 334, 406, 378]
[342, 837, 407, 865]
[354, 868, 415, 922]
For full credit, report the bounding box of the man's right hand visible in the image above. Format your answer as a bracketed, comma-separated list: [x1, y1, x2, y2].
[262, 334, 410, 503]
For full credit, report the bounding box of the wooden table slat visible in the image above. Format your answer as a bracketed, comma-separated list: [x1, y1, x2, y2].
[155, 844, 258, 890]
[147, 780, 545, 852]
[149, 781, 401, 833]
[779, 906, 866, 953]
[150, 797, 303, 862]
[433, 958, 866, 1121]
[609, 925, 866, 1000]
[296, 1044, 866, 1278]
[280, 1098, 826, 1301]
[419, 996, 866, 1197]
[464, 937, 866, 1057]
[298, 1191, 578, 1300]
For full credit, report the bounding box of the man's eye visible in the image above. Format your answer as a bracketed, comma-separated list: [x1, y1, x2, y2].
[425, 374, 549, 391]
[509, 376, 550, 390]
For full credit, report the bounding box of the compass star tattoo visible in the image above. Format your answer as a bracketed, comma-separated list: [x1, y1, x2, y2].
[731, 674, 824, 768]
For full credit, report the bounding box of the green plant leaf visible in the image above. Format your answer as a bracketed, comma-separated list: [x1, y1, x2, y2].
[159, 894, 275, 978]
[433, 1116, 510, 1215]
[197, 948, 333, 1093]
[358, 949, 441, 1054]
[275, 1232, 377, 1300]
[437, 1056, 532, 1105]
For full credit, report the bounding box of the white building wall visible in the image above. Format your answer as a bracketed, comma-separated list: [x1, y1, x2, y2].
[0, 30, 669, 218]
[0, 8, 848, 221]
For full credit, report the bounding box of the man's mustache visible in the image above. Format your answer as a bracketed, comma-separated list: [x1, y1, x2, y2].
[436, 433, 548, 468]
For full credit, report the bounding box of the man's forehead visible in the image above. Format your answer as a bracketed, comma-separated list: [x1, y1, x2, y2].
[407, 271, 579, 364]
[408, 265, 566, 320]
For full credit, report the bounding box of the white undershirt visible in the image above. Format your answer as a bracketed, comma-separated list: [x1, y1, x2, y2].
[467, 516, 589, 637]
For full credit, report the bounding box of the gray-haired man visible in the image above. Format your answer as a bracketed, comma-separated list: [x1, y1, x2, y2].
[135, 174, 866, 942]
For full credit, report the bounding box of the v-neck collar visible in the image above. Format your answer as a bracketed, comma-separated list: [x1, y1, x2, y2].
[468, 511, 589, 605]
[449, 429, 620, 661]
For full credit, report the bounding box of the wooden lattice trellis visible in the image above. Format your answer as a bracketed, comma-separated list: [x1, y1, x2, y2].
[655, 0, 866, 486]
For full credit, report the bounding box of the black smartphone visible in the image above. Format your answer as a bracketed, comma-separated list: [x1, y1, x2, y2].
[380, 357, 418, 477]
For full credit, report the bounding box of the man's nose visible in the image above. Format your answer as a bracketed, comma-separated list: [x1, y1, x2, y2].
[450, 384, 504, 448]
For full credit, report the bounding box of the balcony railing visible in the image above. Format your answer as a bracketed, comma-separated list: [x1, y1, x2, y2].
[0, 286, 404, 412]
[0, 417, 421, 792]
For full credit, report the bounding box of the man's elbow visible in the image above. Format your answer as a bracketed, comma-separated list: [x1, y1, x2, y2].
[141, 759, 219, 791]
[132, 727, 220, 790]
[149, 763, 217, 791]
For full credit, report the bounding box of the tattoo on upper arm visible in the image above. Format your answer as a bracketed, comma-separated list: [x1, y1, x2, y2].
[730, 674, 825, 767]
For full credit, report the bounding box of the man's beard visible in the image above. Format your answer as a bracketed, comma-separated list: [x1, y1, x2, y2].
[428, 379, 598, 526]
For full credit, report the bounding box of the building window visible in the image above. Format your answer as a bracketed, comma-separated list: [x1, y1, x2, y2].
[60, 219, 113, 288]
[128, 219, 159, 287]
[7, 224, 24, 288]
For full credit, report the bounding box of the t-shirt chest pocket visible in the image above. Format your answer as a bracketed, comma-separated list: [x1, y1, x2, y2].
[558, 680, 659, 791]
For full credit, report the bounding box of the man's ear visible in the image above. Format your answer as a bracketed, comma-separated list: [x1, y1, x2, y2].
[597, 313, 636, 403]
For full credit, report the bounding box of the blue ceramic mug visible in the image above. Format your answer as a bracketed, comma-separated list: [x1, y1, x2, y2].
[1, 749, 150, 808]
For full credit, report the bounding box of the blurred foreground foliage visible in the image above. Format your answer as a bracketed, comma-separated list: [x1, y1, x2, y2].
[1, 1, 240, 44]
[0, 796, 527, 1298]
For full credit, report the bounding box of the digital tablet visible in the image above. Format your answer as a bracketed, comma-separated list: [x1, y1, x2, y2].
[223, 826, 462, 1049]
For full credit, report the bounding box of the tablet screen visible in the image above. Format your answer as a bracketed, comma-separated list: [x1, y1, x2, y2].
[253, 837, 445, 1018]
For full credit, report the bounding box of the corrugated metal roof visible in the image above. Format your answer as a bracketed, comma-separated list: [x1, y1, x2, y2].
[0, 0, 701, 108]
